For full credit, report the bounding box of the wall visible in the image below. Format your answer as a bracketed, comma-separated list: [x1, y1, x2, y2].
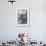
[0, 0, 46, 41]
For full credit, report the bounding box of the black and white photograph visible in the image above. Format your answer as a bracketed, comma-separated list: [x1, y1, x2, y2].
[16, 8, 30, 27]
[18, 10, 27, 24]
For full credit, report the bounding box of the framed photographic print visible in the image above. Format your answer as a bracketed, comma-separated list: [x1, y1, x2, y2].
[16, 8, 30, 27]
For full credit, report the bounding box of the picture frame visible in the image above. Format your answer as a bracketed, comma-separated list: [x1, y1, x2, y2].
[16, 8, 30, 27]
